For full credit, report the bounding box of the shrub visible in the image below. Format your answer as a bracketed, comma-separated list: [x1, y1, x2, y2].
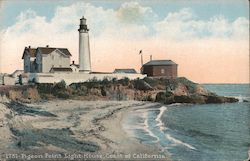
[101, 77, 110, 85]
[165, 91, 173, 97]
[118, 77, 130, 86]
[165, 79, 178, 91]
[112, 77, 117, 83]
[69, 83, 88, 96]
[37, 83, 54, 94]
[85, 77, 101, 89]
[53, 80, 66, 91]
[143, 77, 158, 87]
[134, 79, 153, 91]
[88, 77, 99, 83]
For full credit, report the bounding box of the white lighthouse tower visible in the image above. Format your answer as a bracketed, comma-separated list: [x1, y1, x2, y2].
[78, 16, 91, 73]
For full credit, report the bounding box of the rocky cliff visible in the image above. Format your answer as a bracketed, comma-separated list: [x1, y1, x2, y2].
[0, 77, 239, 104]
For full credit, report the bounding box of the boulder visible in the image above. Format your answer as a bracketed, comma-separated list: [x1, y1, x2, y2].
[205, 96, 238, 104]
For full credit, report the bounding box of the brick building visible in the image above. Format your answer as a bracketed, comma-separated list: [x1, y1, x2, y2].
[141, 60, 178, 78]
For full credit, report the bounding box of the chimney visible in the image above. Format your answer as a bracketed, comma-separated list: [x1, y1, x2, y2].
[72, 61, 75, 64]
[150, 55, 152, 61]
[46, 45, 49, 47]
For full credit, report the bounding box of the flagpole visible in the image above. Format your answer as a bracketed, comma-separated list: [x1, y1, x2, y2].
[141, 54, 143, 66]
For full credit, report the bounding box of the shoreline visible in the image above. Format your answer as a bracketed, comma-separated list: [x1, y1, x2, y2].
[0, 99, 170, 161]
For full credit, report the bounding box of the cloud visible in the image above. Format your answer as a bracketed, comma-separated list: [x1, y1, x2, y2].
[117, 1, 157, 24]
[155, 8, 249, 41]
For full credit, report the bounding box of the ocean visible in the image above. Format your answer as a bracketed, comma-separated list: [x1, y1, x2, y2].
[123, 84, 250, 161]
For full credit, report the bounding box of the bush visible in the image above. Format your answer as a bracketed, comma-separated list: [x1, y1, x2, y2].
[70, 83, 88, 96]
[101, 77, 110, 85]
[112, 77, 117, 83]
[53, 80, 66, 91]
[37, 83, 54, 94]
[165, 91, 173, 97]
[134, 79, 153, 91]
[38, 80, 69, 99]
[85, 77, 101, 89]
[143, 77, 158, 87]
[88, 77, 99, 83]
[118, 77, 130, 86]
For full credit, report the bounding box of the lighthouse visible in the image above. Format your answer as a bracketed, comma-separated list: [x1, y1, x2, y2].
[78, 16, 91, 73]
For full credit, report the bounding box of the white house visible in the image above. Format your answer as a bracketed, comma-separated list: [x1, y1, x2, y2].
[18, 16, 146, 85]
[22, 45, 72, 73]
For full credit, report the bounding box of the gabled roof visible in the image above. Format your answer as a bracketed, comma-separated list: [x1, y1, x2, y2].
[38, 47, 72, 56]
[50, 67, 73, 72]
[22, 46, 72, 59]
[113, 69, 137, 73]
[22, 47, 36, 59]
[143, 60, 177, 66]
[11, 70, 24, 77]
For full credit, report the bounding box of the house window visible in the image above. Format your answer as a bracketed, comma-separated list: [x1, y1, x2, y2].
[161, 68, 165, 74]
[52, 55, 54, 60]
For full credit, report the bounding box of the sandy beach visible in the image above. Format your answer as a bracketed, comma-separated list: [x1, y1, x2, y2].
[0, 98, 169, 161]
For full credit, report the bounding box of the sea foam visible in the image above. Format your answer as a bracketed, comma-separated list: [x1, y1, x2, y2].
[155, 106, 167, 131]
[165, 134, 197, 150]
[143, 113, 160, 142]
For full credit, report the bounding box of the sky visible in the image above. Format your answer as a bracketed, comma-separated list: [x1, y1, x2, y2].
[0, 0, 249, 83]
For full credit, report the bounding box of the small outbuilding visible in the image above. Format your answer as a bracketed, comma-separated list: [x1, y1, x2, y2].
[141, 60, 178, 78]
[70, 61, 80, 73]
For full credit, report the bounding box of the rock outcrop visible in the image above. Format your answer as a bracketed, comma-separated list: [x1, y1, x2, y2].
[153, 77, 238, 104]
[0, 77, 239, 104]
